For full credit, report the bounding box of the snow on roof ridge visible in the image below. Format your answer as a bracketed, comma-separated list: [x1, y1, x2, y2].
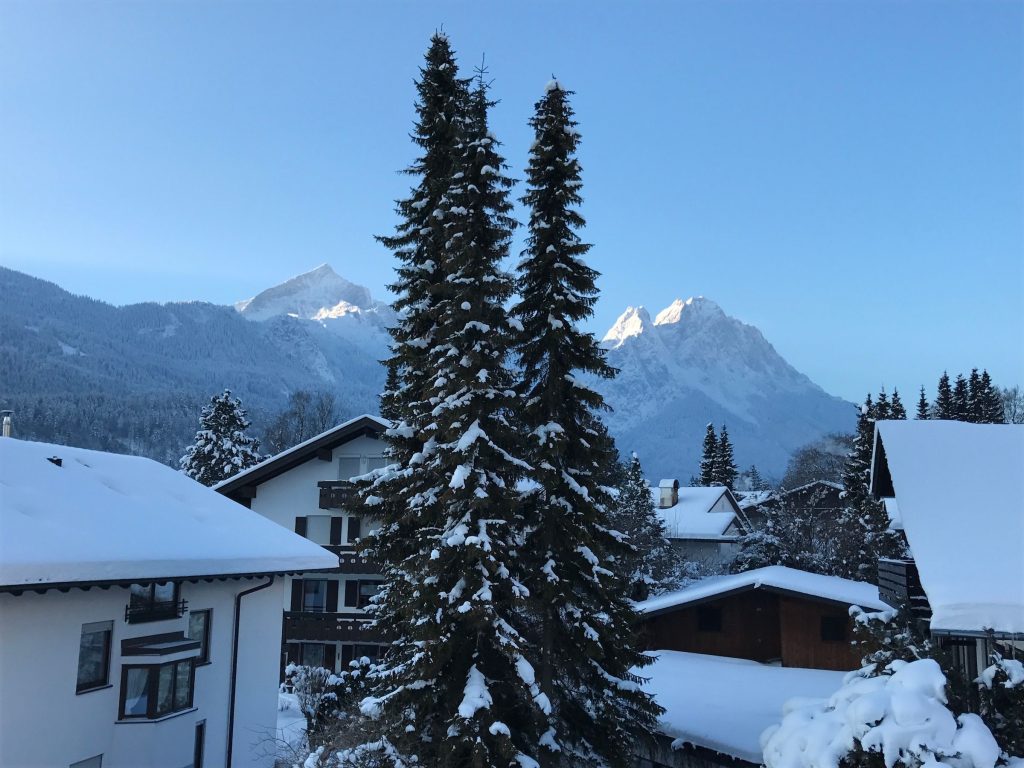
[214, 413, 391, 490]
[635, 565, 891, 615]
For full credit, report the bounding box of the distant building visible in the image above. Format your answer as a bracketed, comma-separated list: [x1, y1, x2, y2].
[635, 565, 891, 671]
[738, 480, 843, 530]
[870, 420, 1024, 680]
[0, 437, 335, 768]
[651, 481, 748, 567]
[216, 414, 390, 675]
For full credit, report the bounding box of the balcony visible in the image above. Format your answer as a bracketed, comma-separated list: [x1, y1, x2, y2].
[125, 599, 188, 624]
[283, 611, 382, 643]
[318, 481, 355, 510]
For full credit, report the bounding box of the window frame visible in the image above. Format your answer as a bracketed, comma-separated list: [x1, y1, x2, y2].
[188, 609, 212, 665]
[118, 659, 195, 720]
[302, 579, 328, 613]
[126, 582, 183, 624]
[346, 516, 362, 543]
[76, 621, 113, 694]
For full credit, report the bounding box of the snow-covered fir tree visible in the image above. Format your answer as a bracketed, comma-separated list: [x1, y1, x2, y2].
[746, 464, 769, 491]
[979, 370, 1005, 424]
[952, 373, 970, 420]
[698, 423, 718, 486]
[836, 394, 904, 581]
[609, 453, 680, 600]
[968, 368, 984, 421]
[875, 389, 891, 420]
[714, 425, 738, 490]
[179, 389, 262, 486]
[511, 78, 662, 766]
[916, 385, 930, 419]
[890, 388, 907, 420]
[934, 372, 954, 419]
[355, 40, 548, 766]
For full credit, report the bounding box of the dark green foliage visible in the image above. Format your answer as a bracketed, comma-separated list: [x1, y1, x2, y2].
[356, 38, 546, 766]
[179, 389, 262, 486]
[977, 650, 1024, 757]
[610, 454, 680, 600]
[746, 464, 770, 491]
[952, 374, 970, 420]
[934, 372, 954, 419]
[978, 371, 1005, 424]
[698, 423, 718, 486]
[511, 79, 662, 766]
[889, 389, 907, 420]
[916, 386, 930, 420]
[715, 425, 738, 490]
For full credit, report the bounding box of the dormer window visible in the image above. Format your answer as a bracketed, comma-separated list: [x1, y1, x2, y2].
[126, 582, 185, 623]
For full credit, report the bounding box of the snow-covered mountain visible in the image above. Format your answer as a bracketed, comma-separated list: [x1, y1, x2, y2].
[594, 297, 855, 481]
[235, 264, 395, 358]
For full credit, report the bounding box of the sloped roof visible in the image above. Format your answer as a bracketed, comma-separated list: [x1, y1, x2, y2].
[0, 438, 338, 589]
[651, 486, 741, 539]
[871, 420, 1024, 635]
[636, 565, 891, 616]
[215, 413, 389, 496]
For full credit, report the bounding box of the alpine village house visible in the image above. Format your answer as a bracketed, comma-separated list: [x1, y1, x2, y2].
[0, 436, 337, 768]
[215, 414, 391, 676]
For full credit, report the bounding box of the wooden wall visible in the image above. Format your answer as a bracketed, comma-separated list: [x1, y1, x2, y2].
[778, 596, 861, 670]
[640, 591, 781, 662]
[640, 589, 862, 671]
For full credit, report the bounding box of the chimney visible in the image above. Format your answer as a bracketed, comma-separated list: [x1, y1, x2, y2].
[658, 478, 680, 508]
[1, 410, 11, 438]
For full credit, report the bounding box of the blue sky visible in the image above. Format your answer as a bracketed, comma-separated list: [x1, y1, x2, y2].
[1, 0, 1021, 401]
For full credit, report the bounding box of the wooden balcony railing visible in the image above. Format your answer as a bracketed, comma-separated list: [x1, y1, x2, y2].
[318, 481, 355, 510]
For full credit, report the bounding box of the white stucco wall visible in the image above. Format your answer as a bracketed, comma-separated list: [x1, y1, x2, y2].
[0, 577, 285, 768]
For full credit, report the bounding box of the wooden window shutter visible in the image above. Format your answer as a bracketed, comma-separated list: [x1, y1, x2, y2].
[294, 517, 307, 537]
[344, 580, 358, 608]
[326, 580, 339, 613]
[290, 579, 303, 612]
[323, 643, 336, 672]
[330, 517, 343, 546]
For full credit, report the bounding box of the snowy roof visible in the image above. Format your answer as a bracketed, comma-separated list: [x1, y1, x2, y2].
[215, 413, 390, 495]
[737, 489, 776, 509]
[0, 438, 338, 588]
[651, 486, 740, 539]
[636, 566, 891, 616]
[640, 651, 845, 763]
[871, 420, 1024, 635]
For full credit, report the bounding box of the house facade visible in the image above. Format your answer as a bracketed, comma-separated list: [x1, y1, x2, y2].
[636, 566, 892, 671]
[652, 481, 748, 567]
[869, 420, 1024, 682]
[215, 414, 390, 675]
[0, 437, 336, 768]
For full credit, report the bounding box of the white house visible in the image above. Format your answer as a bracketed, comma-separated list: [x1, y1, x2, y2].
[870, 419, 1024, 679]
[0, 437, 337, 768]
[651, 480, 748, 566]
[215, 414, 390, 675]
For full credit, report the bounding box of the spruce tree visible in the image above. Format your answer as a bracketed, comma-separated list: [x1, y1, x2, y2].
[357, 39, 547, 765]
[889, 389, 907, 420]
[934, 372, 954, 419]
[952, 374, 970, 420]
[916, 386, 930, 420]
[511, 79, 662, 766]
[610, 454, 680, 600]
[179, 389, 262, 486]
[875, 389, 891, 420]
[715, 425, 738, 489]
[747, 464, 769, 491]
[698, 423, 718, 486]
[968, 368, 983, 422]
[979, 370, 1005, 424]
[836, 396, 904, 581]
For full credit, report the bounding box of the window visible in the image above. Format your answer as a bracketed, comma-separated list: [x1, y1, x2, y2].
[338, 456, 362, 482]
[193, 721, 205, 768]
[127, 582, 183, 623]
[696, 606, 723, 632]
[302, 579, 327, 612]
[341, 643, 387, 667]
[188, 610, 211, 664]
[306, 515, 332, 545]
[70, 755, 103, 768]
[344, 579, 382, 609]
[820, 616, 847, 642]
[301, 642, 326, 668]
[346, 516, 362, 543]
[77, 621, 112, 693]
[120, 660, 194, 720]
[365, 456, 388, 472]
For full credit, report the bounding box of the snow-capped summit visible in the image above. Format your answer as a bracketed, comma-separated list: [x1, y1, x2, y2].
[593, 295, 854, 480]
[235, 264, 378, 321]
[602, 305, 653, 348]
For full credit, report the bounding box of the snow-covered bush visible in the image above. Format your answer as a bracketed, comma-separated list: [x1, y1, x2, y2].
[977, 653, 1024, 758]
[284, 659, 376, 754]
[761, 659, 1017, 768]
